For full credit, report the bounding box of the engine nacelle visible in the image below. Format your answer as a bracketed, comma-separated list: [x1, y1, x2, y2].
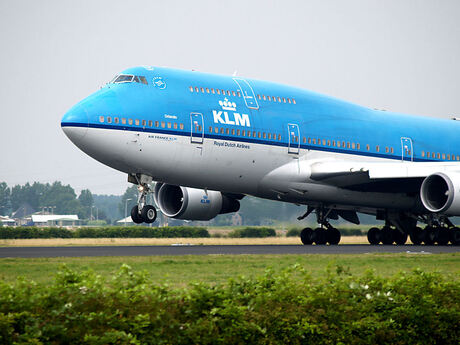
[420, 172, 460, 215]
[154, 183, 240, 220]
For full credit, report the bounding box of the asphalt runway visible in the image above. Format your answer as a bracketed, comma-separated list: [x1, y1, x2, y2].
[0, 245, 458, 258]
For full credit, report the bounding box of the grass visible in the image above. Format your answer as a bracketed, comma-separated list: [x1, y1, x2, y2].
[0, 236, 371, 246]
[0, 253, 458, 286]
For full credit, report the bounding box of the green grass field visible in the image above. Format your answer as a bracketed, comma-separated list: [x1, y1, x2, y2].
[0, 253, 458, 286]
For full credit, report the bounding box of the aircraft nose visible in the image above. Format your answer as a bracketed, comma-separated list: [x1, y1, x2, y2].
[61, 104, 89, 142]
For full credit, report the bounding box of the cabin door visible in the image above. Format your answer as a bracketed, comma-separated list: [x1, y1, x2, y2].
[288, 123, 300, 154]
[233, 78, 259, 110]
[190, 113, 204, 144]
[401, 137, 413, 161]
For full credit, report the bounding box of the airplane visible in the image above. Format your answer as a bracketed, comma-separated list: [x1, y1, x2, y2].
[61, 66, 460, 246]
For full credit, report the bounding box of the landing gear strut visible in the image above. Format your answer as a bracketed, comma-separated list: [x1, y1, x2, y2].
[299, 207, 341, 245]
[129, 177, 157, 224]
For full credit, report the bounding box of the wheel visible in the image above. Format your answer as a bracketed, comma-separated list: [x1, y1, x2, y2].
[367, 227, 381, 245]
[423, 226, 436, 245]
[409, 227, 423, 245]
[450, 227, 460, 245]
[130, 205, 143, 224]
[394, 231, 408, 245]
[436, 228, 450, 245]
[300, 227, 313, 245]
[141, 205, 157, 224]
[312, 228, 327, 245]
[380, 226, 394, 245]
[326, 227, 341, 245]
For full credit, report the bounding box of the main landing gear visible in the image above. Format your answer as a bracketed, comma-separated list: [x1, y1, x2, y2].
[130, 183, 157, 224]
[366, 214, 460, 246]
[299, 207, 341, 245]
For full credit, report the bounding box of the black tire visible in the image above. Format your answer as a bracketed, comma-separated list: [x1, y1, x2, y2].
[436, 228, 450, 245]
[141, 205, 157, 224]
[367, 227, 380, 245]
[380, 226, 394, 245]
[300, 227, 313, 245]
[423, 226, 436, 245]
[312, 227, 327, 245]
[326, 228, 341, 245]
[130, 205, 143, 224]
[410, 227, 423, 245]
[450, 227, 460, 245]
[394, 231, 408, 245]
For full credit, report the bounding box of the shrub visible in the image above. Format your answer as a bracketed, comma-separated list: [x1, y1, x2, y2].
[286, 227, 302, 237]
[228, 227, 276, 238]
[0, 266, 458, 344]
[0, 226, 209, 239]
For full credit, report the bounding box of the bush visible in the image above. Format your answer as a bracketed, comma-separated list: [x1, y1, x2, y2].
[228, 227, 276, 238]
[286, 227, 302, 237]
[0, 226, 210, 239]
[0, 266, 458, 344]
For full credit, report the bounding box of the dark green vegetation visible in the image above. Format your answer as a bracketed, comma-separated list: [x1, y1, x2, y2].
[0, 263, 458, 344]
[228, 227, 277, 238]
[0, 226, 210, 239]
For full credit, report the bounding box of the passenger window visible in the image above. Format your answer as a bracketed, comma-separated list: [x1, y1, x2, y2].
[217, 89, 221, 94]
[293, 99, 296, 104]
[421, 151, 425, 157]
[283, 97, 286, 103]
[263, 95, 266, 100]
[308, 138, 311, 144]
[231, 129, 235, 135]
[142, 120, 146, 126]
[189, 86, 194, 92]
[195, 87, 199, 92]
[385, 147, 389, 153]
[322, 139, 326, 146]
[288, 98, 292, 103]
[237, 91, 241, 97]
[257, 95, 261, 100]
[209, 126, 213, 132]
[226, 128, 230, 135]
[121, 118, 126, 124]
[128, 119, 133, 125]
[237, 129, 241, 135]
[107, 116, 112, 123]
[278, 134, 282, 141]
[442, 153, 446, 160]
[352, 143, 355, 149]
[173, 123, 178, 129]
[114, 117, 119, 124]
[447, 154, 450, 160]
[268, 96, 271, 101]
[342, 141, 346, 148]
[220, 128, 224, 134]
[242, 130, 246, 136]
[227, 90, 231, 96]
[221, 89, 225, 95]
[232, 91, 236, 96]
[215, 127, 219, 134]
[390, 147, 394, 154]
[99, 116, 104, 123]
[347, 142, 351, 149]
[180, 123, 184, 130]
[247, 131, 251, 137]
[167, 122, 172, 129]
[327, 140, 331, 146]
[161, 121, 165, 128]
[366, 144, 370, 151]
[278, 97, 282, 102]
[303, 137, 306, 143]
[258, 132, 261, 138]
[376, 145, 380, 152]
[437, 153, 441, 159]
[263, 132, 267, 139]
[200, 87, 204, 93]
[134, 119, 139, 126]
[211, 88, 215, 94]
[206, 88, 210, 93]
[155, 121, 159, 127]
[273, 96, 277, 102]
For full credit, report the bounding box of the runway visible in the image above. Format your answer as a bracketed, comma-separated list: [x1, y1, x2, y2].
[0, 245, 458, 258]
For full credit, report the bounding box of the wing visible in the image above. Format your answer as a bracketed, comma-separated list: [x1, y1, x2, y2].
[309, 160, 460, 193]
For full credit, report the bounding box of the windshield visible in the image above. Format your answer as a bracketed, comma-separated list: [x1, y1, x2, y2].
[110, 74, 148, 85]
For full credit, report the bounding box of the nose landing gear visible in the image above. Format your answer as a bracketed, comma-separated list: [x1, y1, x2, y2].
[130, 181, 157, 224]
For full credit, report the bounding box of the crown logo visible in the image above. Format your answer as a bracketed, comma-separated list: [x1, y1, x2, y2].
[219, 98, 236, 111]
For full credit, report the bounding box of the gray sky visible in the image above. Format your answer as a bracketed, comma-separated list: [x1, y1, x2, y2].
[1, 0, 459, 195]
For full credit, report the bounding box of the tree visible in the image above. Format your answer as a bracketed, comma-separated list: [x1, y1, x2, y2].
[118, 185, 140, 219]
[0, 182, 11, 216]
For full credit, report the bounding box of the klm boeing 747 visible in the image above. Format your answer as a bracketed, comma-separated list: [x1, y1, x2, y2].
[61, 66, 460, 246]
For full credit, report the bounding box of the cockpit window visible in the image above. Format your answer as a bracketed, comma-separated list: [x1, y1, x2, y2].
[110, 74, 148, 85]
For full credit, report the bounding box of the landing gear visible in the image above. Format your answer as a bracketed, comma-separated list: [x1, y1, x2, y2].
[129, 177, 157, 224]
[298, 207, 342, 245]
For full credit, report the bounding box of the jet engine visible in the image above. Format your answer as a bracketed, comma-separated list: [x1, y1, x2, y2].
[420, 172, 460, 215]
[154, 183, 240, 220]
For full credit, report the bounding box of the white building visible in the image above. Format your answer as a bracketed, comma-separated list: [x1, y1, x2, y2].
[31, 215, 79, 227]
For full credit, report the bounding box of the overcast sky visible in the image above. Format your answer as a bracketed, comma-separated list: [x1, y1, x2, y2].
[0, 0, 459, 195]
